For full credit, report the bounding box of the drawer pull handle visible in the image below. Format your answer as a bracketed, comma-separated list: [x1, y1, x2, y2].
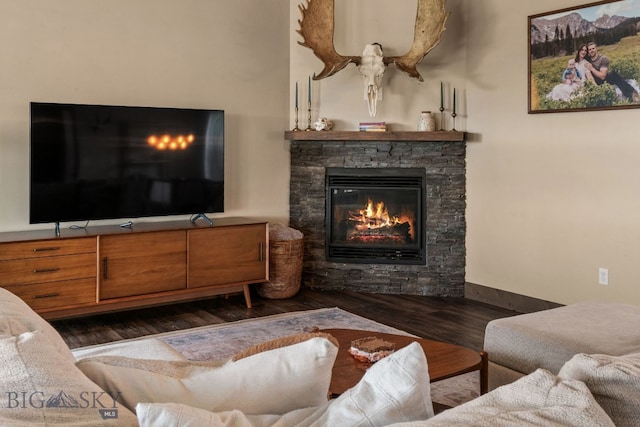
[103, 257, 108, 280]
[34, 293, 60, 299]
[33, 247, 61, 252]
[33, 268, 60, 274]
[259, 242, 264, 262]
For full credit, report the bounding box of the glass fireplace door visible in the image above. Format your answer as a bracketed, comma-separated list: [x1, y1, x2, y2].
[326, 168, 426, 265]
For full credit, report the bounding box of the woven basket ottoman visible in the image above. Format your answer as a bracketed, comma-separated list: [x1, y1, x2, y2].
[483, 301, 640, 390]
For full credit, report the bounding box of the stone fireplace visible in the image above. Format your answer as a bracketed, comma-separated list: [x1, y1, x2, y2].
[287, 131, 466, 297]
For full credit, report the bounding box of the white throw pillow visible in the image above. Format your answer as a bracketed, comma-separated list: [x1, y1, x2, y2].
[73, 338, 187, 362]
[137, 403, 276, 427]
[0, 331, 138, 426]
[397, 368, 615, 427]
[136, 341, 434, 427]
[559, 352, 640, 427]
[77, 336, 337, 415]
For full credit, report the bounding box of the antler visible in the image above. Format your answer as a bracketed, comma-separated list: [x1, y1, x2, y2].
[384, 0, 449, 82]
[297, 0, 360, 80]
[297, 0, 448, 82]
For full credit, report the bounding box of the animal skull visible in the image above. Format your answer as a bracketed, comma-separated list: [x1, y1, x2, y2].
[297, 0, 449, 117]
[358, 44, 385, 117]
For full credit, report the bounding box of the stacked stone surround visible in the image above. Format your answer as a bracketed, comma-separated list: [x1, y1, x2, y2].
[289, 139, 466, 297]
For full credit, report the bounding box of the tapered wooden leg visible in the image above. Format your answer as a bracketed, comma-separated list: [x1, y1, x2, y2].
[243, 285, 252, 308]
[479, 350, 488, 394]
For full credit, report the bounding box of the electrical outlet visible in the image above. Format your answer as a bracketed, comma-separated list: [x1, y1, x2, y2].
[599, 268, 609, 286]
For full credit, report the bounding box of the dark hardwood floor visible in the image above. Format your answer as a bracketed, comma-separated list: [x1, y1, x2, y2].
[51, 288, 519, 352]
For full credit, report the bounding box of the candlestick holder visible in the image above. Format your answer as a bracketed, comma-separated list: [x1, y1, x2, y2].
[451, 111, 457, 132]
[439, 106, 445, 131]
[305, 102, 313, 131]
[292, 107, 301, 131]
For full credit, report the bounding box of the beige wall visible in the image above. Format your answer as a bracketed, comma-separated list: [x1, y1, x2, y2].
[290, 0, 640, 306]
[0, 0, 291, 232]
[466, 0, 640, 306]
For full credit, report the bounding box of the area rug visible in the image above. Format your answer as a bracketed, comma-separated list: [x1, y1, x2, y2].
[72, 307, 478, 407]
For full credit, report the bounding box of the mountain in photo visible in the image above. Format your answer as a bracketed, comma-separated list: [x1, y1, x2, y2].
[531, 12, 630, 44]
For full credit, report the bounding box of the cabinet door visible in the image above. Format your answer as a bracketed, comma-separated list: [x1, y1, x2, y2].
[188, 224, 267, 288]
[99, 231, 187, 299]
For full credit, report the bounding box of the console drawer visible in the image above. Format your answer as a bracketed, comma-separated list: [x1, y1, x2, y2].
[4, 278, 96, 310]
[0, 238, 96, 261]
[0, 253, 96, 287]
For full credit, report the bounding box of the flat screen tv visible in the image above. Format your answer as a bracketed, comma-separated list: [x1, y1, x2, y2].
[30, 102, 224, 226]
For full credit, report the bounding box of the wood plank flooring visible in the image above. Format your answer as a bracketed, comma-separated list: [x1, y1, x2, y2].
[51, 288, 519, 352]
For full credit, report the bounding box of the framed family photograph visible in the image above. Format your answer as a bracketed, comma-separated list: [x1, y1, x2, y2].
[529, 0, 640, 113]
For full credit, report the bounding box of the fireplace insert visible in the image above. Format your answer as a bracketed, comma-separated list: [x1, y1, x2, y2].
[326, 168, 426, 264]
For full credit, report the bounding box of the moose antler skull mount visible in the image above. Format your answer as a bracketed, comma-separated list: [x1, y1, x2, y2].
[297, 0, 449, 117]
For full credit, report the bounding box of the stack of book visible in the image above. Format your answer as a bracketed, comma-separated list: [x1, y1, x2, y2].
[359, 121, 387, 132]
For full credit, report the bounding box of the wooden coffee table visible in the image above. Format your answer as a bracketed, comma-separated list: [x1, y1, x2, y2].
[321, 328, 488, 397]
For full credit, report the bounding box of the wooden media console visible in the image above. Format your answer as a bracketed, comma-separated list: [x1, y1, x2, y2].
[0, 218, 268, 319]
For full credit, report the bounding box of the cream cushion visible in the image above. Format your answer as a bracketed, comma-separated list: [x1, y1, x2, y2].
[390, 369, 615, 427]
[484, 301, 640, 377]
[0, 287, 75, 363]
[0, 331, 138, 426]
[77, 336, 337, 415]
[559, 352, 640, 427]
[136, 341, 434, 427]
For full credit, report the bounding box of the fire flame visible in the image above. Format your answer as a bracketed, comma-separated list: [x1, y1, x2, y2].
[348, 199, 415, 240]
[350, 199, 396, 230]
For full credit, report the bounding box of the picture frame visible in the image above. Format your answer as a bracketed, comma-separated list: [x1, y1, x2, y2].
[528, 0, 640, 113]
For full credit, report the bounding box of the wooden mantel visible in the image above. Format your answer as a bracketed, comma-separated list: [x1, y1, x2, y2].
[284, 130, 465, 142]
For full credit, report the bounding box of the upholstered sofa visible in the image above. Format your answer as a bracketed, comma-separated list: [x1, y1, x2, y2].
[1, 286, 638, 426]
[484, 301, 640, 391]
